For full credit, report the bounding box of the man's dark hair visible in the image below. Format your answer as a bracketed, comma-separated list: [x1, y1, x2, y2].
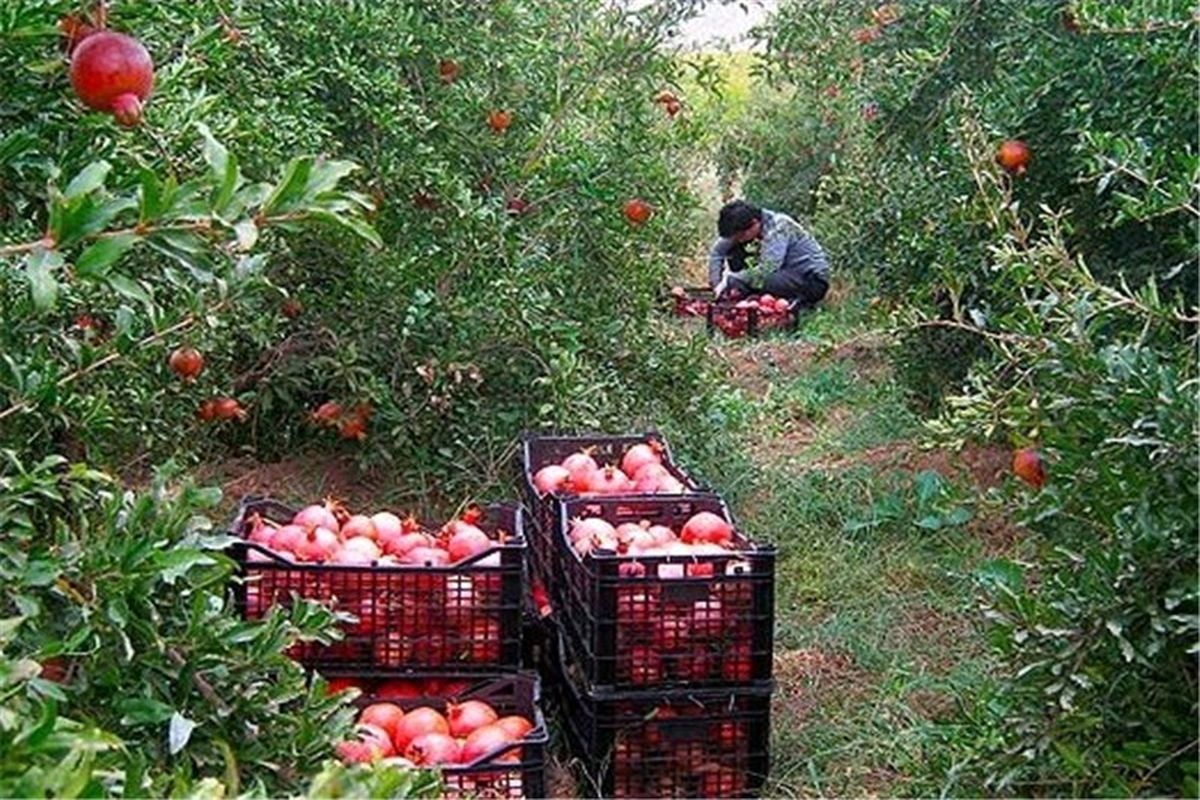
[717, 200, 762, 238]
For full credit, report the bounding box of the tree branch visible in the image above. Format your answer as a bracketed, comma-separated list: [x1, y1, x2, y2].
[0, 300, 228, 423]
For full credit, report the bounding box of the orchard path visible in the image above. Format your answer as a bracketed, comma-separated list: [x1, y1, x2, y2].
[670, 267, 1023, 796]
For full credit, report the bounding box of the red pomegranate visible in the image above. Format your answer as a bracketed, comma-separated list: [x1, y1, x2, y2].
[69, 31, 154, 127]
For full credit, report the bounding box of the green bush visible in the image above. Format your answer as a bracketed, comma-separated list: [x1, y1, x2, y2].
[0, 0, 722, 791]
[0, 455, 382, 796]
[1, 0, 723, 498]
[723, 0, 1198, 794]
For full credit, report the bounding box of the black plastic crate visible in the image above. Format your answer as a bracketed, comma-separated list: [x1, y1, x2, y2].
[665, 285, 714, 318]
[519, 432, 703, 592]
[326, 671, 549, 799]
[553, 494, 775, 691]
[549, 633, 772, 799]
[228, 497, 524, 672]
[707, 299, 801, 338]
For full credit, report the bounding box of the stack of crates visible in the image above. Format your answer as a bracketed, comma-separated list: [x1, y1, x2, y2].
[521, 433, 776, 798]
[227, 497, 547, 798]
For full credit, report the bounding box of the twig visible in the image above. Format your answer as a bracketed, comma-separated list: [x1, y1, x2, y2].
[1135, 738, 1199, 790]
[1077, 13, 1199, 36]
[0, 212, 309, 259]
[230, 329, 335, 392]
[0, 301, 227, 423]
[909, 318, 1038, 346]
[166, 646, 231, 715]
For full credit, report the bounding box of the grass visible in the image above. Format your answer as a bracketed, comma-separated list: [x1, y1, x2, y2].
[670, 279, 1006, 798]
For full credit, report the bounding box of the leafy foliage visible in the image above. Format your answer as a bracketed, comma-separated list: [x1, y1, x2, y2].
[723, 0, 1198, 794]
[1, 0, 722, 501]
[0, 454, 374, 796]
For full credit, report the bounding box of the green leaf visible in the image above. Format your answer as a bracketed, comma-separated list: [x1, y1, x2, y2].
[139, 168, 163, 222]
[76, 234, 139, 280]
[305, 160, 359, 197]
[107, 274, 151, 304]
[262, 156, 315, 214]
[306, 209, 383, 249]
[64, 161, 111, 201]
[25, 248, 62, 312]
[119, 698, 174, 726]
[196, 123, 229, 183]
[197, 124, 241, 213]
[16, 697, 58, 748]
[157, 550, 216, 585]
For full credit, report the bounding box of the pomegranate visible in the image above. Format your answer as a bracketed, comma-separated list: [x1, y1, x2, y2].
[310, 401, 342, 427]
[360, 703, 406, 746]
[629, 646, 663, 684]
[294, 526, 339, 562]
[680, 511, 733, 545]
[852, 26, 882, 44]
[244, 513, 273, 546]
[386, 531, 433, 557]
[281, 297, 303, 318]
[337, 739, 383, 764]
[213, 397, 246, 421]
[621, 443, 662, 477]
[614, 522, 648, 544]
[624, 529, 658, 551]
[1012, 447, 1045, 488]
[197, 399, 217, 422]
[269, 523, 306, 553]
[532, 465, 571, 495]
[584, 466, 633, 495]
[487, 109, 512, 134]
[354, 723, 395, 757]
[623, 198, 653, 225]
[619, 560, 647, 578]
[656, 476, 686, 494]
[461, 619, 502, 662]
[341, 514, 377, 541]
[664, 98, 681, 117]
[333, 536, 382, 564]
[460, 724, 518, 764]
[646, 524, 675, 545]
[570, 517, 617, 543]
[69, 31, 154, 127]
[493, 716, 534, 740]
[338, 415, 368, 441]
[294, 504, 339, 532]
[375, 679, 426, 700]
[438, 58, 460, 83]
[371, 511, 404, 544]
[447, 700, 499, 738]
[168, 346, 204, 381]
[406, 732, 461, 765]
[404, 546, 451, 566]
[997, 139, 1031, 175]
[561, 452, 598, 484]
[448, 525, 492, 562]
[392, 707, 449, 751]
